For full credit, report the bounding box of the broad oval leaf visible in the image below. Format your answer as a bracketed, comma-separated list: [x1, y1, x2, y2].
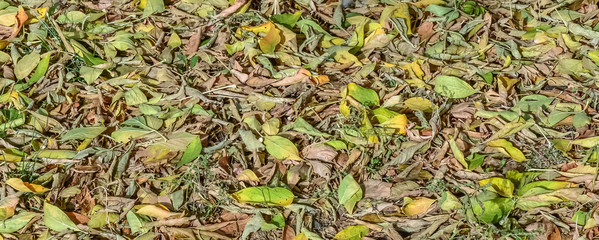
[486, 139, 526, 162]
[176, 136, 203, 168]
[479, 177, 515, 197]
[346, 83, 379, 106]
[264, 135, 302, 161]
[136, 204, 180, 219]
[434, 76, 476, 98]
[6, 178, 49, 193]
[333, 225, 369, 240]
[232, 186, 294, 206]
[402, 197, 435, 216]
[0, 212, 38, 233]
[43, 202, 79, 232]
[15, 52, 40, 80]
[61, 126, 107, 141]
[338, 175, 363, 214]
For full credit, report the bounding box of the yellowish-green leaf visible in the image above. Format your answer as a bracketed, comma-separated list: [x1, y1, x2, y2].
[334, 225, 369, 240]
[61, 126, 107, 141]
[37, 150, 78, 159]
[486, 139, 526, 162]
[142, 0, 165, 17]
[434, 76, 476, 98]
[43, 202, 79, 232]
[572, 136, 599, 148]
[15, 52, 40, 80]
[264, 135, 302, 161]
[167, 32, 181, 48]
[232, 186, 294, 206]
[176, 136, 203, 168]
[0, 212, 38, 233]
[479, 177, 515, 197]
[111, 127, 152, 143]
[346, 83, 379, 107]
[260, 22, 281, 54]
[125, 86, 148, 106]
[439, 191, 462, 211]
[404, 97, 434, 112]
[449, 137, 467, 168]
[338, 175, 363, 214]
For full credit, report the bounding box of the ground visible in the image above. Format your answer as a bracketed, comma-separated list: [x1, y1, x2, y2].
[1, 0, 599, 239]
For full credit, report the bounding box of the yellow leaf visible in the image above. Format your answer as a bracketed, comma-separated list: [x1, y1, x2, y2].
[136, 204, 180, 219]
[292, 232, 309, 240]
[487, 139, 526, 162]
[6, 178, 50, 193]
[237, 169, 260, 181]
[479, 177, 515, 197]
[260, 24, 281, 54]
[411, 0, 446, 8]
[379, 114, 408, 135]
[334, 48, 362, 66]
[0, 197, 19, 220]
[394, 3, 412, 34]
[402, 197, 435, 216]
[232, 186, 294, 206]
[242, 21, 273, 34]
[400, 60, 425, 80]
[404, 97, 434, 112]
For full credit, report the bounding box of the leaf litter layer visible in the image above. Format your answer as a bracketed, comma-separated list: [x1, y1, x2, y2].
[1, 0, 599, 239]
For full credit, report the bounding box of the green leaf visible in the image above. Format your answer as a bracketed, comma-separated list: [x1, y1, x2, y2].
[325, 140, 348, 150]
[143, 0, 165, 17]
[466, 153, 485, 170]
[471, 197, 512, 223]
[43, 202, 79, 232]
[16, 54, 50, 90]
[439, 191, 462, 211]
[80, 66, 104, 85]
[176, 136, 203, 168]
[264, 136, 302, 161]
[88, 212, 119, 229]
[126, 211, 149, 234]
[479, 177, 515, 197]
[511, 95, 553, 112]
[56, 11, 87, 24]
[239, 129, 265, 151]
[425, 4, 453, 16]
[61, 126, 107, 141]
[573, 112, 590, 128]
[125, 86, 148, 106]
[271, 11, 302, 28]
[572, 210, 590, 226]
[574, 136, 599, 148]
[434, 76, 476, 98]
[0, 212, 38, 233]
[15, 52, 40, 80]
[346, 83, 379, 106]
[333, 225, 369, 240]
[517, 181, 572, 197]
[232, 186, 294, 206]
[338, 175, 363, 214]
[292, 117, 331, 137]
